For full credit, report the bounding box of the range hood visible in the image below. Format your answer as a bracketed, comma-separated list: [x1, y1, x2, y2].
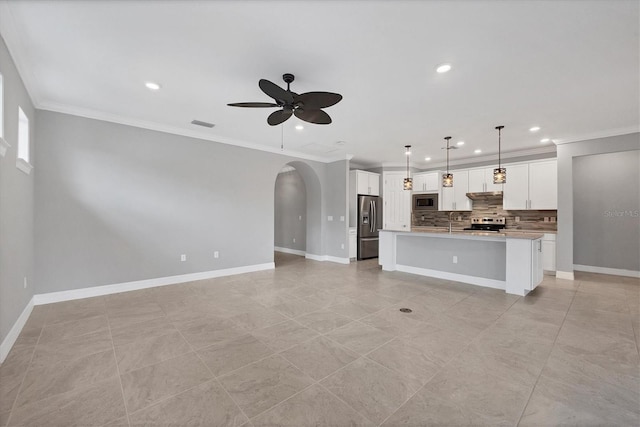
[465, 191, 503, 200]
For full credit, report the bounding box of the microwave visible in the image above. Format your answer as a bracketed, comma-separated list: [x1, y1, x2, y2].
[413, 193, 438, 211]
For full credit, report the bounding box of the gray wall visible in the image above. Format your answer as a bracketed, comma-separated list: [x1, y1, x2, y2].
[397, 235, 506, 280]
[0, 35, 36, 344]
[274, 169, 306, 252]
[34, 110, 349, 293]
[573, 150, 640, 271]
[324, 160, 349, 258]
[556, 132, 640, 274]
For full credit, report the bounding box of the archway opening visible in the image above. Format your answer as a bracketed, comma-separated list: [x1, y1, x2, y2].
[273, 161, 322, 267]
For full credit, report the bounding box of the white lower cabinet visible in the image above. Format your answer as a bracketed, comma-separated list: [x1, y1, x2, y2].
[348, 228, 357, 259]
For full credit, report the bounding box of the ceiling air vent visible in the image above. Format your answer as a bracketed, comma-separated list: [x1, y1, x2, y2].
[191, 120, 215, 128]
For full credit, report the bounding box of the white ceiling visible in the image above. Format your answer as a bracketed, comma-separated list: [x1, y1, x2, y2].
[1, 0, 638, 168]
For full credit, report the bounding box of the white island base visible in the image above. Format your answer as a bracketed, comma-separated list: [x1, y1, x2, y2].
[379, 230, 544, 296]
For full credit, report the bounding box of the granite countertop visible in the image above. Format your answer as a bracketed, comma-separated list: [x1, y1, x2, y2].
[385, 227, 544, 240]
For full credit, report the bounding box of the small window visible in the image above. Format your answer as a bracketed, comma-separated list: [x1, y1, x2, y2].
[16, 106, 32, 173]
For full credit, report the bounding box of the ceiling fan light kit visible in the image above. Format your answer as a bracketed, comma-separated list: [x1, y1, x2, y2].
[228, 73, 342, 126]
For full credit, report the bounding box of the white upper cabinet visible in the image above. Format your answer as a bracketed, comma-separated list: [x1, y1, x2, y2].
[439, 170, 472, 211]
[412, 172, 439, 193]
[468, 167, 504, 193]
[503, 160, 557, 210]
[529, 160, 557, 210]
[383, 172, 411, 230]
[503, 164, 529, 210]
[352, 170, 380, 196]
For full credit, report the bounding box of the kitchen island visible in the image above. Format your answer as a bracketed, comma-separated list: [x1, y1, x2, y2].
[379, 229, 544, 296]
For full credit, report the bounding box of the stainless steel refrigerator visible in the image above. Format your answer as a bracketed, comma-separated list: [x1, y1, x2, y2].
[357, 195, 382, 260]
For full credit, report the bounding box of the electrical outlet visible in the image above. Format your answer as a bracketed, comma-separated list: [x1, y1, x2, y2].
[453, 256, 458, 264]
[299, 215, 302, 220]
[214, 251, 219, 259]
[23, 277, 27, 289]
[293, 238, 296, 243]
[181, 254, 187, 262]
[341, 243, 345, 249]
[515, 216, 520, 222]
[340, 216, 345, 222]
[328, 216, 333, 221]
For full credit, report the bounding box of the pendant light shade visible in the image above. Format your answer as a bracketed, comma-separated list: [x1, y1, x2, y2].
[493, 125, 506, 184]
[404, 145, 413, 190]
[442, 136, 453, 187]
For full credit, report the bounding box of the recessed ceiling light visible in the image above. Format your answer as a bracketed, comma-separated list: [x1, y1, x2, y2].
[145, 82, 161, 90]
[295, 124, 304, 130]
[456, 141, 465, 146]
[335, 140, 346, 146]
[425, 157, 431, 161]
[474, 149, 482, 154]
[540, 138, 550, 143]
[436, 63, 452, 73]
[529, 126, 541, 132]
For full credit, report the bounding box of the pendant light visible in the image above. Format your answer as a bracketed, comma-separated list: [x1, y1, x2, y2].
[493, 125, 506, 184]
[403, 145, 413, 190]
[442, 136, 453, 187]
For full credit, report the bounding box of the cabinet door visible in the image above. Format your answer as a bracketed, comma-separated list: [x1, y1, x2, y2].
[503, 164, 529, 210]
[454, 170, 472, 211]
[485, 167, 505, 193]
[368, 173, 380, 196]
[529, 160, 557, 210]
[440, 186, 455, 211]
[468, 169, 486, 193]
[356, 171, 370, 195]
[412, 173, 426, 192]
[383, 172, 411, 230]
[424, 172, 439, 192]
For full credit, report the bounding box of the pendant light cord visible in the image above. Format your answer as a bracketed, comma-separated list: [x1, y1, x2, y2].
[281, 123, 284, 151]
[496, 125, 504, 168]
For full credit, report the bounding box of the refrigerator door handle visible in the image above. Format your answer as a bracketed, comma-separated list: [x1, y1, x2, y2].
[370, 201, 375, 233]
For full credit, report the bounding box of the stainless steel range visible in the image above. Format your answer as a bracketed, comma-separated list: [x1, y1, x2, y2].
[464, 217, 506, 232]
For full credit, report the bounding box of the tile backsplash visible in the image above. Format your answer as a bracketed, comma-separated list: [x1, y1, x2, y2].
[412, 195, 557, 231]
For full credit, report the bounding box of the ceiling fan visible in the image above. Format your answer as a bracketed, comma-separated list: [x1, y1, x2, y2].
[228, 73, 342, 126]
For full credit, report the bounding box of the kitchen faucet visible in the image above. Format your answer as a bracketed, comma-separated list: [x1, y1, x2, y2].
[448, 211, 455, 233]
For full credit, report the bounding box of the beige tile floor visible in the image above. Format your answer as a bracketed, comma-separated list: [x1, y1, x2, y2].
[1, 252, 639, 426]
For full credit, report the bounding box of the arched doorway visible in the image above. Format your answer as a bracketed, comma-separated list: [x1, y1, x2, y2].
[273, 161, 322, 267]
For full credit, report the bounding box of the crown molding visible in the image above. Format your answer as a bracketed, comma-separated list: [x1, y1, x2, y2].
[37, 101, 350, 164]
[553, 126, 640, 145]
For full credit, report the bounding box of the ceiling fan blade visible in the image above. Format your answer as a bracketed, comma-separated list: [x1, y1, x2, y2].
[259, 79, 293, 104]
[294, 108, 332, 125]
[227, 102, 279, 108]
[267, 109, 293, 126]
[295, 92, 343, 109]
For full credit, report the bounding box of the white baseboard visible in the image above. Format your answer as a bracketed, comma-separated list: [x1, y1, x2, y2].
[573, 264, 640, 278]
[305, 253, 350, 264]
[396, 265, 506, 290]
[0, 297, 34, 364]
[33, 263, 275, 305]
[556, 270, 575, 280]
[274, 247, 306, 257]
